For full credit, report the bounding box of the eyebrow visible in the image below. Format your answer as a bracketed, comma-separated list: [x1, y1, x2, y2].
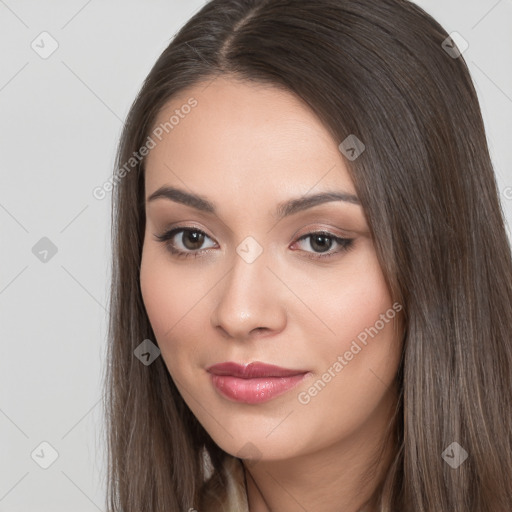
[146, 185, 360, 220]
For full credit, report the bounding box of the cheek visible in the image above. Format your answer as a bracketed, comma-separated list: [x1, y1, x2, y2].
[297, 245, 396, 357]
[299, 247, 402, 401]
[291, 280, 401, 453]
[140, 249, 175, 338]
[328, 270, 396, 358]
[139, 246, 185, 350]
[139, 245, 214, 371]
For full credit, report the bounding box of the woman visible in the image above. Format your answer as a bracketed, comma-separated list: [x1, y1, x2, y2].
[104, 0, 512, 510]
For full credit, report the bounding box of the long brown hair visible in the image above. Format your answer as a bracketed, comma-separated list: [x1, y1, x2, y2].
[104, 0, 512, 510]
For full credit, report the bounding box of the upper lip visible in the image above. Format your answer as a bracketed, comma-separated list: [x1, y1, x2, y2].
[206, 361, 308, 378]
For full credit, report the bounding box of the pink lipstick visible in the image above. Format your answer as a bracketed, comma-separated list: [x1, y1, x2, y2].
[206, 361, 309, 404]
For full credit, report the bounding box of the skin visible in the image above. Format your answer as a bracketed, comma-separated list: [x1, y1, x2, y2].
[140, 75, 404, 512]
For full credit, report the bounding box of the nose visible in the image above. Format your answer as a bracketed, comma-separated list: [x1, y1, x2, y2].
[210, 249, 287, 341]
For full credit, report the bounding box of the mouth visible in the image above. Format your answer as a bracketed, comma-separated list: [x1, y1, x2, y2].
[206, 361, 310, 404]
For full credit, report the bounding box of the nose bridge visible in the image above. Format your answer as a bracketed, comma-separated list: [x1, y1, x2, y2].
[211, 239, 285, 337]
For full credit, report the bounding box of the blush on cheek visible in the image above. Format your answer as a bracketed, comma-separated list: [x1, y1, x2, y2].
[330, 303, 398, 368]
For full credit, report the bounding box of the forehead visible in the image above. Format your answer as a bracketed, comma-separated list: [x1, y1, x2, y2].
[144, 76, 357, 201]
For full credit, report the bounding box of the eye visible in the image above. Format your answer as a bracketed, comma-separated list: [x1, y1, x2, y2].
[153, 227, 354, 261]
[153, 227, 217, 259]
[291, 231, 354, 260]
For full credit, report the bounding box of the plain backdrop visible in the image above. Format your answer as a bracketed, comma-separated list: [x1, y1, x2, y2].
[0, 0, 511, 510]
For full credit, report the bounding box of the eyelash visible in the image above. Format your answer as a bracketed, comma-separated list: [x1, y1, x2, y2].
[153, 226, 355, 261]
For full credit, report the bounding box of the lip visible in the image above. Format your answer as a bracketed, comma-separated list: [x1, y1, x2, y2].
[206, 361, 309, 378]
[206, 361, 310, 404]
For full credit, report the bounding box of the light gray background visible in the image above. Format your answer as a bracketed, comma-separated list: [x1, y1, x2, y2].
[1, 1, 511, 510]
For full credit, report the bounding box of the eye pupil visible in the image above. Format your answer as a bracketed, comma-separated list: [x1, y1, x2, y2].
[183, 230, 204, 250]
[311, 234, 332, 253]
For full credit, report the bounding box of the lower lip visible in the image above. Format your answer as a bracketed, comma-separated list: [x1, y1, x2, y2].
[209, 373, 309, 404]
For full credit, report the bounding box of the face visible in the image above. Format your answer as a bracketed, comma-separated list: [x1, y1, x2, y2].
[140, 76, 403, 463]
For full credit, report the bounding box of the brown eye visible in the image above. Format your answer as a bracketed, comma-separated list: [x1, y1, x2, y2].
[153, 227, 217, 259]
[293, 231, 354, 260]
[181, 230, 205, 250]
[309, 233, 333, 253]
